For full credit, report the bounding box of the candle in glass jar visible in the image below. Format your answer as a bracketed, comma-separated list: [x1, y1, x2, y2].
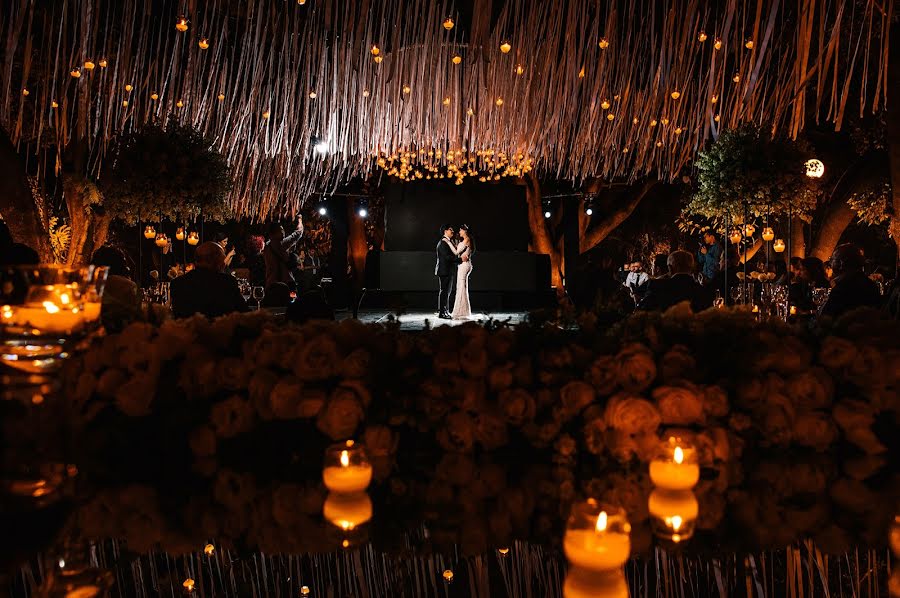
[563, 507, 631, 571]
[563, 567, 628, 598]
[322, 441, 373, 493]
[649, 438, 700, 490]
[2, 284, 86, 334]
[648, 488, 699, 543]
[323, 491, 373, 530]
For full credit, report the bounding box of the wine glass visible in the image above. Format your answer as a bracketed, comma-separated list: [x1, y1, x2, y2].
[252, 286, 265, 310]
[239, 280, 252, 304]
[713, 290, 725, 309]
[812, 287, 830, 311]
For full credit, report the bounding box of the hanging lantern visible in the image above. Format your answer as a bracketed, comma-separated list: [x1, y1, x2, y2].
[84, 60, 95, 70]
[656, 141, 663, 147]
[499, 41, 511, 54]
[650, 119, 658, 127]
[98, 58, 108, 68]
[711, 95, 718, 104]
[176, 99, 184, 108]
[762, 227, 775, 241]
[373, 55, 383, 64]
[144, 225, 156, 239]
[362, 89, 370, 98]
[125, 84, 133, 92]
[698, 31, 707, 42]
[452, 55, 462, 65]
[661, 117, 669, 125]
[674, 127, 683, 135]
[199, 38, 210, 50]
[714, 38, 722, 50]
[606, 113, 615, 121]
[578, 65, 585, 78]
[175, 227, 185, 241]
[744, 224, 756, 237]
[598, 37, 609, 49]
[670, 90, 681, 100]
[442, 17, 454, 31]
[370, 45, 380, 56]
[70, 67, 82, 78]
[122, 100, 128, 107]
[745, 39, 754, 49]
[217, 93, 225, 101]
[298, 0, 307, 4]
[51, 100, 58, 108]
[729, 230, 742, 244]
[21, 88, 29, 96]
[773, 239, 786, 253]
[732, 73, 741, 83]
[600, 99, 610, 109]
[175, 15, 189, 32]
[495, 97, 504, 106]
[402, 85, 411, 94]
[714, 114, 721, 122]
[309, 91, 317, 99]
[466, 107, 474, 116]
[442, 96, 451, 106]
[155, 233, 168, 248]
[187, 231, 200, 246]
[262, 110, 270, 119]
[515, 64, 524, 75]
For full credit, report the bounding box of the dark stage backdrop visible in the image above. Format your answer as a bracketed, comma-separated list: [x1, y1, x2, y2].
[383, 181, 529, 251]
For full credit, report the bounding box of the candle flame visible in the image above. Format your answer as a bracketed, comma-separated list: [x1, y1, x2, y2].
[42, 301, 60, 314]
[340, 450, 350, 467]
[674, 446, 684, 464]
[595, 511, 608, 532]
[669, 515, 683, 531]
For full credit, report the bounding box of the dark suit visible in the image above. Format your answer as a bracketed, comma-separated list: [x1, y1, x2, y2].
[638, 273, 711, 312]
[820, 271, 881, 318]
[171, 268, 249, 319]
[435, 237, 460, 314]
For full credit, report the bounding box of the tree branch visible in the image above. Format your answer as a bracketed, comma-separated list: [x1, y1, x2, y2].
[580, 179, 658, 253]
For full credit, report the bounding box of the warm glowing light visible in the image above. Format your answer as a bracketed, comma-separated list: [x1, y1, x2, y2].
[125, 84, 133, 92]
[176, 100, 184, 108]
[805, 159, 825, 178]
[341, 539, 349, 548]
[714, 114, 720, 122]
[309, 91, 317, 99]
[500, 41, 511, 54]
[70, 68, 82, 78]
[578, 66, 585, 78]
[175, 227, 185, 241]
[498, 548, 510, 555]
[175, 16, 189, 32]
[187, 232, 200, 246]
[442, 96, 451, 106]
[51, 100, 58, 108]
[656, 141, 663, 147]
[122, 100, 128, 107]
[373, 55, 383, 64]
[714, 38, 722, 50]
[204, 543, 215, 555]
[443, 17, 454, 31]
[362, 89, 370, 98]
[370, 45, 380, 56]
[600, 99, 610, 110]
[298, 0, 307, 4]
[466, 107, 474, 116]
[262, 111, 270, 119]
[495, 97, 504, 106]
[155, 233, 168, 247]
[21, 88, 29, 96]
[151, 92, 159, 101]
[98, 58, 108, 68]
[199, 38, 209, 50]
[773, 239, 786, 253]
[402, 84, 411, 94]
[732, 73, 741, 83]
[744, 224, 756, 237]
[217, 93, 225, 101]
[42, 301, 60, 314]
[673, 446, 684, 464]
[300, 586, 310, 596]
[598, 37, 609, 49]
[674, 127, 682, 135]
[650, 119, 658, 127]
[84, 60, 95, 70]
[595, 511, 608, 532]
[606, 113, 615, 121]
[745, 39, 754, 49]
[698, 31, 707, 42]
[340, 450, 350, 467]
[711, 95, 718, 103]
[452, 55, 462, 65]
[516, 63, 525, 75]
[762, 227, 775, 241]
[443, 570, 454, 582]
[670, 90, 681, 100]
[183, 578, 195, 591]
[144, 225, 156, 239]
[730, 230, 742, 244]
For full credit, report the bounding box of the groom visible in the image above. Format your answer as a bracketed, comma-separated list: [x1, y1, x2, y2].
[435, 224, 461, 319]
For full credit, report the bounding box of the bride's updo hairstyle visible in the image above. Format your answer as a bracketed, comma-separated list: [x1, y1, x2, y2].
[459, 224, 474, 252]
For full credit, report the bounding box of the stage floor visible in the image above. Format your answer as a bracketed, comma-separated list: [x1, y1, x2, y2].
[344, 309, 529, 330]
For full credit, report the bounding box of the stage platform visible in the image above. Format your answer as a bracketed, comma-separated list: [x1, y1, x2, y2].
[339, 309, 530, 330]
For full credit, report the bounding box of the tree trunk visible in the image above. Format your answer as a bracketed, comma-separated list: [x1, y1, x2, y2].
[887, 21, 900, 269]
[64, 175, 90, 266]
[809, 200, 855, 261]
[790, 217, 806, 258]
[524, 175, 563, 292]
[347, 201, 368, 292]
[0, 128, 51, 260]
[579, 179, 658, 253]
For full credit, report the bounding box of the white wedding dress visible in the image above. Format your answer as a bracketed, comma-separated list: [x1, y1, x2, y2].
[451, 242, 472, 319]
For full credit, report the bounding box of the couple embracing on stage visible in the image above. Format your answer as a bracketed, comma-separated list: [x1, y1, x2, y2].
[435, 224, 475, 320]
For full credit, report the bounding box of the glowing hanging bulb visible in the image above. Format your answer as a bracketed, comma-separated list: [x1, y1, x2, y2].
[773, 239, 786, 253]
[762, 227, 775, 241]
[176, 15, 189, 32]
[732, 73, 741, 83]
[262, 110, 270, 119]
[144, 225, 156, 240]
[442, 96, 451, 106]
[217, 93, 225, 101]
[607, 113, 615, 121]
[176, 99, 184, 108]
[402, 84, 411, 94]
[714, 37, 722, 50]
[711, 94, 718, 104]
[125, 84, 133, 92]
[370, 45, 380, 56]
[21, 88, 29, 96]
[175, 227, 185, 241]
[443, 17, 454, 31]
[729, 230, 743, 244]
[499, 40, 511, 54]
[51, 100, 58, 108]
[598, 37, 609, 49]
[495, 97, 504, 106]
[122, 100, 128, 107]
[198, 38, 210, 50]
[84, 60, 95, 70]
[70, 67, 82, 78]
[309, 91, 317, 99]
[745, 39, 754, 49]
[362, 89, 370, 98]
[600, 99, 610, 110]
[151, 92, 159, 101]
[452, 55, 462, 65]
[698, 31, 707, 42]
[670, 90, 681, 100]
[516, 64, 525, 75]
[373, 55, 383, 64]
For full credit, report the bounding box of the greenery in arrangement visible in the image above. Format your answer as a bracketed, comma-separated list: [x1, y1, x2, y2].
[101, 122, 233, 225]
[686, 125, 820, 225]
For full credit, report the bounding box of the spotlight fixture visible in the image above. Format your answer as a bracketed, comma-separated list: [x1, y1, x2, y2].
[544, 210, 552, 219]
[584, 196, 595, 216]
[804, 159, 825, 178]
[318, 205, 328, 216]
[358, 207, 368, 218]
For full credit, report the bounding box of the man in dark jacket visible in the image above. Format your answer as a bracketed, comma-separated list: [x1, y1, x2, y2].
[638, 250, 710, 312]
[435, 224, 461, 319]
[821, 244, 882, 318]
[264, 217, 304, 289]
[171, 242, 248, 318]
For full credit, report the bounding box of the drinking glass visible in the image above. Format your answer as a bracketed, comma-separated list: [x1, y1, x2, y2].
[252, 286, 265, 310]
[812, 287, 830, 311]
[713, 291, 725, 309]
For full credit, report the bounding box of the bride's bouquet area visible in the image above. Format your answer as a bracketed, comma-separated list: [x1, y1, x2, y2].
[61, 306, 899, 556]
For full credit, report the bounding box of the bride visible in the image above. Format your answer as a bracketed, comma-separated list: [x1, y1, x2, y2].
[451, 224, 474, 319]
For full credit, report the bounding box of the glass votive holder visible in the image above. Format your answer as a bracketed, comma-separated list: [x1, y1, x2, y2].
[563, 500, 631, 572]
[322, 440, 373, 493]
[323, 491, 373, 531]
[649, 437, 700, 490]
[563, 567, 628, 598]
[82, 266, 108, 329]
[648, 488, 699, 544]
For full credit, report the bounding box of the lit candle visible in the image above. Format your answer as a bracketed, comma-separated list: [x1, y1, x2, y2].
[789, 305, 797, 316]
[322, 440, 373, 493]
[648, 488, 699, 543]
[649, 437, 700, 490]
[2, 285, 86, 334]
[563, 502, 631, 571]
[563, 567, 628, 598]
[323, 491, 372, 530]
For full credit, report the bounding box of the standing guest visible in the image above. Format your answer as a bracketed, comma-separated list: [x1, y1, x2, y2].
[240, 235, 266, 287]
[170, 242, 248, 319]
[651, 254, 669, 279]
[697, 232, 723, 282]
[639, 250, 710, 312]
[264, 217, 304, 289]
[213, 232, 236, 269]
[820, 244, 882, 318]
[623, 261, 649, 292]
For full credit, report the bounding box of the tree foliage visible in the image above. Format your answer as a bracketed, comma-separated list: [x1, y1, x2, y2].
[101, 122, 232, 224]
[686, 125, 819, 224]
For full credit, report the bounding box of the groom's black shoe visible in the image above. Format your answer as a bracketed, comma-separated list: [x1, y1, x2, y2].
[438, 312, 451, 319]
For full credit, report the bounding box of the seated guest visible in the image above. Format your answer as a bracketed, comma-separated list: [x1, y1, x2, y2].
[623, 261, 649, 294]
[264, 217, 304, 288]
[638, 250, 710, 312]
[262, 282, 292, 308]
[821, 244, 882, 318]
[91, 246, 141, 331]
[170, 242, 248, 318]
[651, 254, 669, 279]
[789, 257, 829, 312]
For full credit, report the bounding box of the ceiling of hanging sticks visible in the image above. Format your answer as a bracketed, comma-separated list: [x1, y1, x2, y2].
[0, 0, 890, 220]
